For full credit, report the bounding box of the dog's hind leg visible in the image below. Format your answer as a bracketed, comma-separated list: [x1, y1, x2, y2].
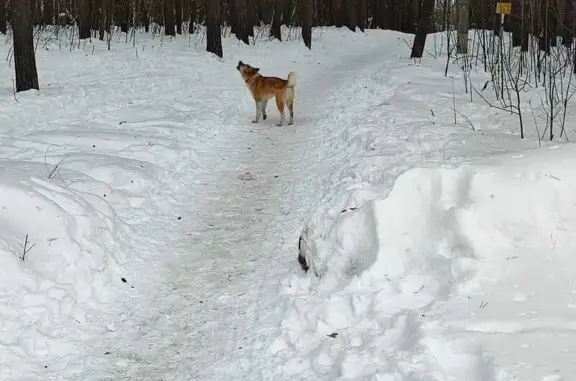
[261, 100, 268, 120]
[252, 100, 262, 123]
[275, 95, 286, 126]
[286, 88, 295, 126]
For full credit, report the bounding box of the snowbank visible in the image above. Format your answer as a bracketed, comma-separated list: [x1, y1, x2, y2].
[293, 144, 576, 379]
[0, 162, 126, 370]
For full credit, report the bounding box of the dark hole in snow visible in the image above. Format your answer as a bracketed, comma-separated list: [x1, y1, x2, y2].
[178, 216, 182, 220]
[105, 351, 111, 355]
[121, 277, 127, 283]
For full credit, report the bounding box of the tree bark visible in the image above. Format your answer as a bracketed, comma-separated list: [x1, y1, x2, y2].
[357, 0, 367, 31]
[0, 0, 6, 34]
[456, 0, 469, 54]
[13, 0, 39, 92]
[175, 0, 182, 34]
[43, 0, 53, 24]
[79, 0, 92, 39]
[270, 0, 282, 40]
[344, 0, 357, 31]
[233, 0, 249, 44]
[281, 0, 291, 25]
[190, 0, 197, 32]
[300, 0, 312, 49]
[139, 0, 150, 31]
[206, 0, 223, 57]
[164, 0, 176, 35]
[411, 0, 435, 58]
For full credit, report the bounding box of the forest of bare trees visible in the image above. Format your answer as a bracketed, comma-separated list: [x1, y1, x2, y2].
[0, 0, 573, 57]
[0, 0, 574, 59]
[3, 0, 576, 141]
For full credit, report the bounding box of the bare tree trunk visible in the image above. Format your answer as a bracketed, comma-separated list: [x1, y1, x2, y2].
[79, 0, 92, 39]
[175, 0, 182, 34]
[0, 0, 6, 34]
[456, 0, 468, 53]
[510, 0, 521, 46]
[411, 0, 435, 58]
[521, 0, 529, 52]
[233, 0, 249, 44]
[139, 0, 149, 31]
[300, 0, 312, 48]
[98, 0, 106, 40]
[344, 0, 357, 31]
[164, 0, 176, 35]
[13, 0, 39, 91]
[247, 0, 255, 36]
[331, 0, 344, 27]
[206, 0, 222, 57]
[43, 0, 54, 24]
[281, 0, 292, 25]
[358, 0, 367, 31]
[270, 0, 282, 40]
[190, 0, 197, 32]
[116, 0, 130, 33]
[562, 0, 575, 47]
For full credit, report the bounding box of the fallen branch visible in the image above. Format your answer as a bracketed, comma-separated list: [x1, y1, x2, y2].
[18, 234, 36, 261]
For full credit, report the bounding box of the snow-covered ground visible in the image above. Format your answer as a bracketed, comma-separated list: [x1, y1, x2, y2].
[1, 26, 575, 381]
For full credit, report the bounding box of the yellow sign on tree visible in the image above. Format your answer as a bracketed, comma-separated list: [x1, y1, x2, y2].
[496, 2, 512, 14]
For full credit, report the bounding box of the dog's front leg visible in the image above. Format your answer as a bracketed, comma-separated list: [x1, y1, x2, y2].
[261, 100, 268, 120]
[252, 101, 262, 123]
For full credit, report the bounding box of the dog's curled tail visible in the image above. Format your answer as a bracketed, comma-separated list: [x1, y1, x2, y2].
[287, 71, 297, 88]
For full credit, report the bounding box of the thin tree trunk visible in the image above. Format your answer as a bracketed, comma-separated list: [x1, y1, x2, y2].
[13, 0, 40, 91]
[281, 0, 291, 25]
[300, 0, 312, 49]
[139, 0, 149, 31]
[190, 0, 196, 32]
[411, 0, 435, 58]
[247, 0, 255, 36]
[175, 0, 182, 34]
[0, 0, 6, 34]
[456, 0, 469, 53]
[233, 0, 249, 44]
[43, 0, 54, 24]
[98, 0, 106, 40]
[79, 0, 92, 39]
[270, 0, 282, 40]
[358, 0, 367, 31]
[164, 0, 176, 35]
[344, 0, 357, 31]
[206, 0, 223, 57]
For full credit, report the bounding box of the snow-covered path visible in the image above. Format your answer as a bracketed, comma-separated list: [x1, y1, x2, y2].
[65, 34, 397, 381]
[6, 28, 575, 381]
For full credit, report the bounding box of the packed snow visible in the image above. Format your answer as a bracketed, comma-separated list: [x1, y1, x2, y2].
[1, 25, 575, 381]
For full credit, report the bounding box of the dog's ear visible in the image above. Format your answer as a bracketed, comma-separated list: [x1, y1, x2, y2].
[238, 60, 243, 65]
[254, 67, 260, 73]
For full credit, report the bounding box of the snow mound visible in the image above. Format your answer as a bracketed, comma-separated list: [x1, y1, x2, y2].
[0, 162, 127, 370]
[290, 145, 576, 379]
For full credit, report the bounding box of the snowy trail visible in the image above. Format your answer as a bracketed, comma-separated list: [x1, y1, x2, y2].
[5, 28, 574, 381]
[68, 37, 397, 381]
